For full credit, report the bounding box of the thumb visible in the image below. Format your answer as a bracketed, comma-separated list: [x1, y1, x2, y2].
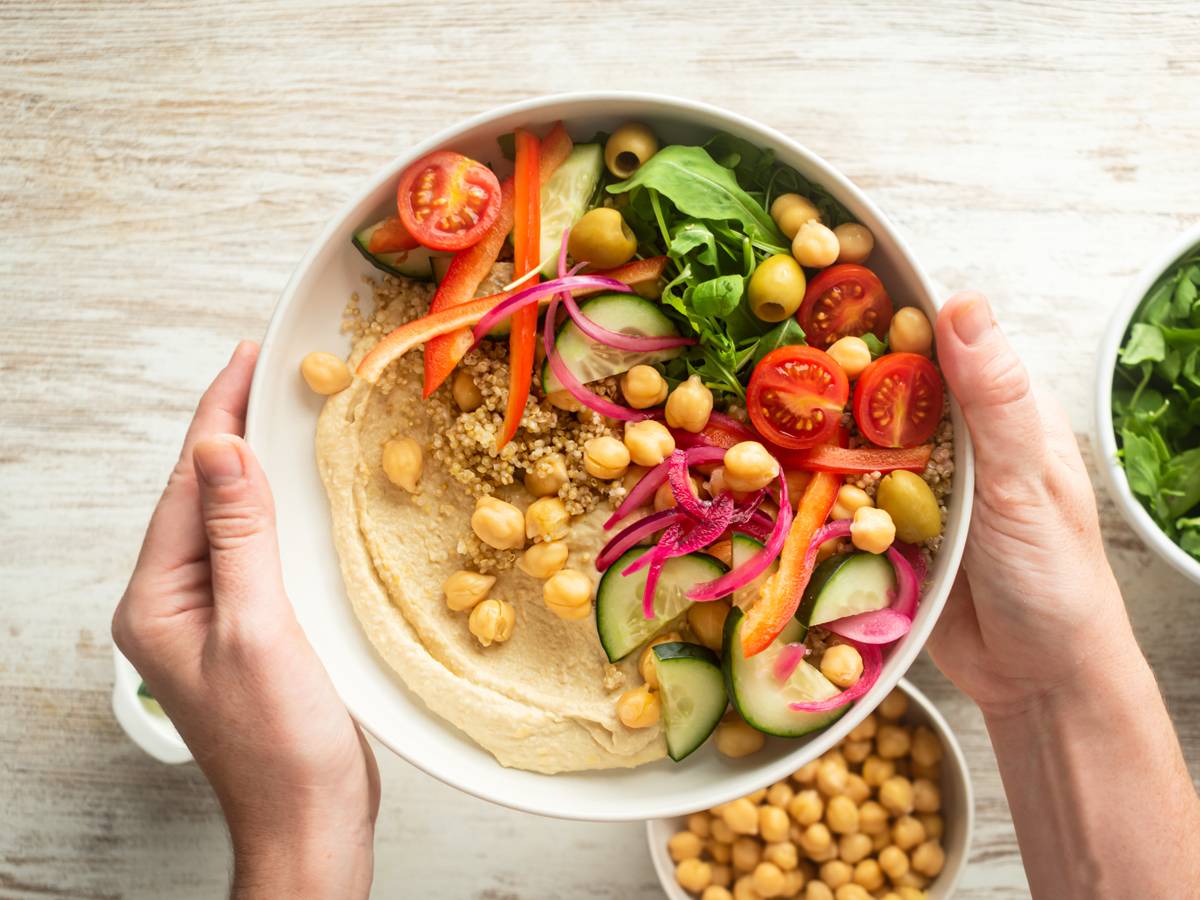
[193, 435, 287, 617]
[934, 292, 1043, 476]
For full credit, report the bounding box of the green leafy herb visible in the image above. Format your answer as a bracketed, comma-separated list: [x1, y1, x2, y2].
[863, 332, 889, 359]
[748, 319, 806, 369]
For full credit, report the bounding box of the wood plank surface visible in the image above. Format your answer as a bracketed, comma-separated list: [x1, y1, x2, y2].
[2, 1, 1198, 897]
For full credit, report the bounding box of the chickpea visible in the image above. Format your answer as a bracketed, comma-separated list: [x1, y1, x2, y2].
[770, 193, 821, 240]
[856, 801, 888, 836]
[638, 631, 682, 689]
[878, 690, 908, 720]
[733, 875, 763, 900]
[763, 780, 793, 809]
[792, 221, 840, 269]
[381, 437, 423, 492]
[798, 823, 832, 857]
[670, 830, 705, 862]
[793, 760, 820, 786]
[687, 812, 713, 839]
[848, 714, 877, 742]
[784, 469, 811, 511]
[826, 336, 872, 380]
[665, 374, 714, 433]
[581, 435, 628, 480]
[888, 307, 933, 356]
[711, 864, 734, 887]
[816, 761, 848, 797]
[471, 496, 525, 550]
[917, 813, 944, 841]
[836, 888, 872, 900]
[850, 506, 895, 555]
[722, 798, 760, 837]
[467, 598, 515, 647]
[841, 740, 871, 766]
[818, 860, 852, 889]
[788, 790, 825, 827]
[300, 351, 353, 395]
[850, 858, 883, 891]
[749, 254, 807, 322]
[758, 805, 790, 844]
[837, 833, 873, 865]
[871, 830, 891, 852]
[523, 497, 569, 543]
[830, 485, 872, 522]
[911, 779, 940, 814]
[753, 861, 787, 898]
[724, 441, 781, 492]
[910, 726, 943, 768]
[878, 845, 909, 880]
[821, 749, 847, 769]
[616, 684, 660, 728]
[824, 796, 859, 835]
[712, 818, 737, 845]
[620, 364, 668, 409]
[843, 774, 870, 806]
[890, 816, 926, 852]
[879, 776, 915, 816]
[605, 122, 659, 178]
[442, 570, 496, 612]
[704, 887, 735, 900]
[875, 471, 942, 544]
[832, 223, 874, 265]
[876, 724, 912, 760]
[820, 645, 864, 689]
[762, 840, 799, 871]
[655, 473, 700, 512]
[677, 857, 715, 893]
[780, 869, 806, 897]
[712, 714, 764, 757]
[547, 389, 581, 411]
[732, 835, 763, 870]
[893, 874, 929, 891]
[681, 599, 728, 654]
[910, 841, 945, 878]
[524, 452, 568, 497]
[543, 569, 592, 621]
[451, 369, 483, 411]
[861, 755, 894, 788]
[624, 419, 676, 467]
[804, 882, 834, 900]
[518, 540, 568, 579]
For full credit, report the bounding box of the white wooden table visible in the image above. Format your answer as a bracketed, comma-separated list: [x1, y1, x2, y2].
[3, 2, 1198, 897]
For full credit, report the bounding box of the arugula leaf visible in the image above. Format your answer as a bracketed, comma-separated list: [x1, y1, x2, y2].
[689, 275, 744, 317]
[863, 332, 889, 359]
[1120, 428, 1162, 499]
[669, 220, 719, 267]
[1120, 323, 1166, 366]
[748, 319, 806, 370]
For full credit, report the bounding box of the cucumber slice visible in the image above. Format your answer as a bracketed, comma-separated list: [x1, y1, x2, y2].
[595, 549, 727, 662]
[723, 607, 846, 737]
[352, 220, 450, 281]
[542, 293, 685, 394]
[539, 144, 604, 277]
[652, 642, 728, 761]
[730, 532, 780, 612]
[797, 552, 896, 627]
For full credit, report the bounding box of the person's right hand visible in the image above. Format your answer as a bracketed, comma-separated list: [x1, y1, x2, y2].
[926, 292, 1132, 718]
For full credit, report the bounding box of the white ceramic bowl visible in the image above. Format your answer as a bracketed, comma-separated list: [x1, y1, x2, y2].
[1093, 221, 1200, 586]
[647, 678, 974, 900]
[244, 92, 975, 821]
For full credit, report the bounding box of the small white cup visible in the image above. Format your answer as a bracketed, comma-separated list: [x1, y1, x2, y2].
[111, 647, 192, 764]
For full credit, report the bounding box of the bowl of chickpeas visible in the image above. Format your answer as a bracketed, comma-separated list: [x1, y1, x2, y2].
[648, 680, 972, 900]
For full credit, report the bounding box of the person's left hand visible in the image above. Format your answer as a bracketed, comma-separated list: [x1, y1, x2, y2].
[113, 342, 379, 899]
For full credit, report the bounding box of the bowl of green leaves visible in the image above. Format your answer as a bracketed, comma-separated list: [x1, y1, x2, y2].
[1096, 222, 1200, 585]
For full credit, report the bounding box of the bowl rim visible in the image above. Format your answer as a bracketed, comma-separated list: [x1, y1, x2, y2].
[1092, 220, 1200, 586]
[244, 90, 975, 820]
[644, 677, 975, 899]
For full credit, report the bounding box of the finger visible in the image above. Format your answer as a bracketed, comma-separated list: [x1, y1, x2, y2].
[934, 292, 1045, 477]
[1031, 382, 1088, 477]
[193, 434, 288, 620]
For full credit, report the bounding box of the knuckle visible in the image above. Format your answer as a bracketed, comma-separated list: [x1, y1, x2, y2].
[972, 347, 1032, 412]
[203, 504, 271, 550]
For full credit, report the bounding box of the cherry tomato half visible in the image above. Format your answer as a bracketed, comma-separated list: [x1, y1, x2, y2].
[797, 264, 893, 349]
[397, 150, 502, 252]
[853, 352, 945, 448]
[747, 346, 849, 450]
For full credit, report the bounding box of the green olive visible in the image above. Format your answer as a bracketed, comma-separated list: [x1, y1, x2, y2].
[604, 122, 659, 178]
[876, 470, 942, 543]
[567, 207, 637, 270]
[747, 254, 806, 322]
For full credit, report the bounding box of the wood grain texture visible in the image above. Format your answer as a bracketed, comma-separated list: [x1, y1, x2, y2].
[2, 0, 1198, 897]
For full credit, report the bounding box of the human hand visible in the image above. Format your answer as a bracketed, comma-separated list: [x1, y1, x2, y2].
[926, 293, 1132, 718]
[113, 342, 379, 899]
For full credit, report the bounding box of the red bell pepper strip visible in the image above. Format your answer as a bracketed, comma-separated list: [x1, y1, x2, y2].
[740, 470, 841, 657]
[777, 443, 933, 475]
[498, 130, 541, 450]
[356, 257, 668, 384]
[367, 216, 420, 253]
[422, 123, 573, 398]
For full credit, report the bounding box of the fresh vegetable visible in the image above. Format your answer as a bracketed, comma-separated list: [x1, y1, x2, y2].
[797, 264, 893, 349]
[726, 531, 779, 611]
[875, 470, 943, 543]
[568, 207, 638, 270]
[602, 446, 727, 532]
[778, 443, 933, 475]
[807, 519, 922, 620]
[787, 641, 882, 713]
[605, 122, 659, 178]
[747, 254, 806, 322]
[746, 346, 849, 450]
[651, 641, 728, 761]
[1113, 245, 1200, 560]
[853, 352, 945, 448]
[538, 144, 604, 277]
[797, 552, 896, 627]
[365, 216, 419, 253]
[353, 219, 448, 280]
[396, 150, 502, 252]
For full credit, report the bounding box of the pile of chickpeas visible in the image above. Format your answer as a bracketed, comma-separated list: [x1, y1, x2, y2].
[666, 689, 949, 900]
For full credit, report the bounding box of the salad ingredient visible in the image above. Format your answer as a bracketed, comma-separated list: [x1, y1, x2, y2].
[740, 471, 840, 657]
[770, 192, 821, 240]
[525, 496, 569, 542]
[784, 443, 934, 476]
[396, 150, 502, 252]
[524, 452, 568, 497]
[568, 207, 638, 269]
[518, 540, 568, 579]
[621, 364, 669, 409]
[788, 641, 882, 713]
[798, 264, 893, 350]
[792, 220, 841, 269]
[595, 548, 726, 662]
[888, 307, 934, 356]
[723, 531, 781, 611]
[639, 631, 683, 688]
[543, 568, 593, 620]
[584, 435, 631, 480]
[834, 223, 875, 265]
[714, 716, 767, 759]
[831, 485, 874, 521]
[624, 419, 677, 467]
[825, 608, 913, 645]
[723, 441, 780, 493]
[876, 471, 943, 543]
[300, 351, 353, 395]
[687, 599, 731, 652]
[470, 496, 525, 550]
[352, 221, 449, 281]
[451, 370, 484, 412]
[616, 683, 661, 728]
[798, 552, 895, 626]
[605, 122, 659, 178]
[746, 346, 848, 450]
[853, 353, 945, 448]
[820, 644, 865, 689]
[366, 215, 420, 253]
[381, 436, 423, 492]
[442, 570, 495, 612]
[538, 143, 604, 277]
[851, 506, 897, 554]
[468, 597, 516, 647]
[666, 374, 716, 432]
[827, 335, 872, 380]
[653, 641, 729, 761]
[748, 254, 807, 322]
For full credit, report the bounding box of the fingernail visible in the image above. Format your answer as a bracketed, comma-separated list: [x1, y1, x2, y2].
[952, 297, 994, 344]
[194, 436, 244, 485]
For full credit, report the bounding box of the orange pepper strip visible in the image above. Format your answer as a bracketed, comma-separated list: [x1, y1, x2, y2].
[778, 443, 933, 475]
[356, 257, 669, 384]
[421, 123, 573, 398]
[740, 470, 842, 658]
[498, 129, 541, 450]
[367, 216, 419, 253]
